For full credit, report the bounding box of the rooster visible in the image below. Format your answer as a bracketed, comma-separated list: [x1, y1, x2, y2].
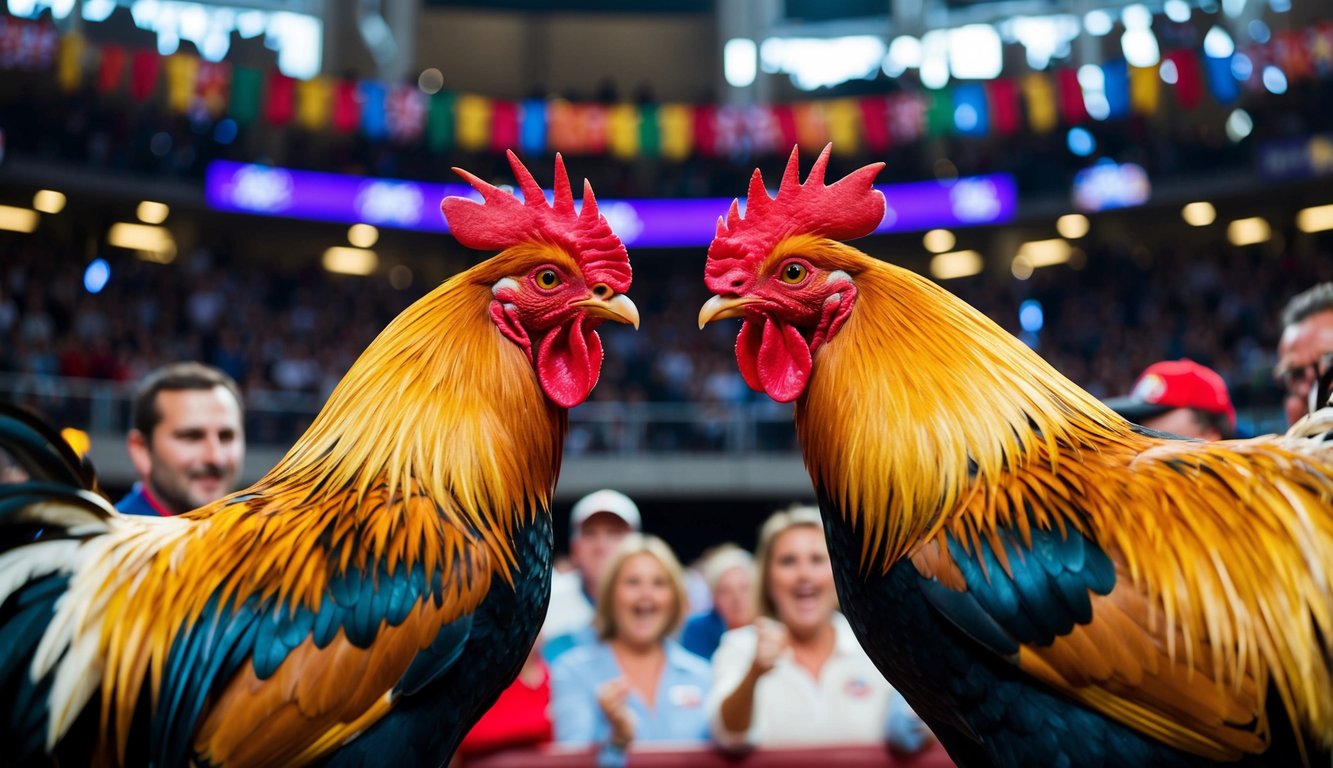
[698, 145, 1333, 766]
[0, 151, 638, 767]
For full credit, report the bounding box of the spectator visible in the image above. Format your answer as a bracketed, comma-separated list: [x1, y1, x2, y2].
[543, 489, 641, 661]
[1275, 283, 1333, 425]
[708, 505, 930, 753]
[550, 534, 711, 761]
[1104, 359, 1236, 440]
[680, 544, 755, 659]
[117, 362, 245, 516]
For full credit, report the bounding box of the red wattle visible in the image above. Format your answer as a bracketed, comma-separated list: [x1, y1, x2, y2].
[537, 316, 603, 408]
[736, 316, 812, 402]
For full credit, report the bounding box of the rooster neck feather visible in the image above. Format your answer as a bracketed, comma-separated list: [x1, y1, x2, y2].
[249, 250, 566, 556]
[796, 246, 1130, 569]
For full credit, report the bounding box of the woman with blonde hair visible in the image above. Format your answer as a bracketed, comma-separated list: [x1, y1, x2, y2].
[708, 505, 931, 752]
[550, 533, 711, 759]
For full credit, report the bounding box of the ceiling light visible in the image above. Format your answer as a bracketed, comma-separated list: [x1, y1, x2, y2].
[33, 190, 65, 214]
[1016, 238, 1072, 267]
[1296, 204, 1333, 233]
[922, 229, 956, 254]
[0, 205, 39, 233]
[1181, 202, 1216, 226]
[348, 223, 379, 248]
[1226, 217, 1270, 246]
[930, 250, 983, 280]
[137, 201, 169, 224]
[323, 247, 378, 275]
[1056, 214, 1089, 239]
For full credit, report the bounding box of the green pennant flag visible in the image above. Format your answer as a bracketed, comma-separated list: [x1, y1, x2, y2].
[638, 102, 659, 158]
[428, 90, 456, 152]
[925, 87, 953, 136]
[229, 66, 262, 125]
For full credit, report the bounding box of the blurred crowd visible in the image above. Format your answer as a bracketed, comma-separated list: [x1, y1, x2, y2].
[2, 225, 1326, 449]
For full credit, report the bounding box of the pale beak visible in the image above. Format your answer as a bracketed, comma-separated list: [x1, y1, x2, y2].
[577, 294, 640, 329]
[698, 295, 759, 329]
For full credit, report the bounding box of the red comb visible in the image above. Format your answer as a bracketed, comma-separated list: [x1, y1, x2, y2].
[441, 151, 631, 291]
[706, 144, 885, 283]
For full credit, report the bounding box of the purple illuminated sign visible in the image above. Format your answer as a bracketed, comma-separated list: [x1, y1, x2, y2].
[205, 160, 1016, 247]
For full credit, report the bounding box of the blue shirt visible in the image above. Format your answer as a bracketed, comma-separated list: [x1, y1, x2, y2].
[550, 639, 711, 747]
[679, 609, 728, 660]
[116, 483, 172, 516]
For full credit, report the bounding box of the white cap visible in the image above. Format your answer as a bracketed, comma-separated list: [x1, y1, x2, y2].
[570, 489, 641, 532]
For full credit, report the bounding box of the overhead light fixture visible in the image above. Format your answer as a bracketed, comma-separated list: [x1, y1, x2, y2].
[0, 205, 39, 233]
[108, 222, 176, 262]
[922, 229, 956, 254]
[323, 246, 378, 275]
[33, 190, 65, 214]
[1296, 204, 1333, 233]
[348, 223, 380, 248]
[1181, 202, 1216, 226]
[137, 200, 169, 224]
[930, 250, 983, 280]
[1056, 214, 1089, 239]
[1016, 238, 1072, 267]
[1226, 217, 1270, 246]
[1011, 254, 1034, 280]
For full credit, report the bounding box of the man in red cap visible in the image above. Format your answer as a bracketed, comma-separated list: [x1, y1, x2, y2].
[1104, 359, 1236, 441]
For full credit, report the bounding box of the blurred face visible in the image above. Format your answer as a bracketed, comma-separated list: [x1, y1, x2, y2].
[766, 526, 836, 636]
[1142, 408, 1218, 441]
[572, 512, 633, 595]
[129, 386, 244, 514]
[1276, 310, 1333, 425]
[712, 566, 755, 630]
[610, 553, 676, 648]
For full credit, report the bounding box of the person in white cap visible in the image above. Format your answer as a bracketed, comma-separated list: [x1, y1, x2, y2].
[542, 489, 642, 662]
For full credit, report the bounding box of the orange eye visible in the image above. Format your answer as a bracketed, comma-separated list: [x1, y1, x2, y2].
[536, 269, 560, 289]
[779, 262, 807, 284]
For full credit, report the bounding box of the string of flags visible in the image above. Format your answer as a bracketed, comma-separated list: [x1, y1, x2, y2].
[4, 14, 1332, 159]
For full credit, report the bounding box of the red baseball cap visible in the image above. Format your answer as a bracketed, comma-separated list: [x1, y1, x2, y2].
[1104, 359, 1237, 432]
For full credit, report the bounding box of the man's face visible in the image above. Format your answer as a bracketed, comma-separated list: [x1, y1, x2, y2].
[129, 386, 244, 514]
[1276, 309, 1333, 425]
[570, 512, 632, 596]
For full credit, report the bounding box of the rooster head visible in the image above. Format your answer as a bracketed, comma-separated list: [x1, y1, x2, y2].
[698, 145, 884, 402]
[442, 151, 639, 408]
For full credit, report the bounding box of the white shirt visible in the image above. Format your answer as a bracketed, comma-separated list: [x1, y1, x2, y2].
[542, 568, 594, 640]
[707, 613, 925, 750]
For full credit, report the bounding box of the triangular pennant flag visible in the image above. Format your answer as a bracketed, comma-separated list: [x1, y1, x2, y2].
[164, 53, 199, 113]
[772, 104, 799, 149]
[825, 98, 861, 152]
[1164, 49, 1202, 110]
[637, 101, 659, 158]
[794, 101, 830, 149]
[331, 78, 361, 134]
[1129, 65, 1159, 115]
[97, 44, 128, 94]
[490, 99, 520, 153]
[693, 103, 717, 157]
[129, 50, 161, 103]
[57, 32, 85, 92]
[265, 71, 296, 126]
[858, 97, 890, 152]
[1022, 73, 1058, 133]
[582, 103, 608, 155]
[1204, 53, 1238, 105]
[952, 83, 988, 137]
[295, 76, 332, 130]
[986, 79, 1020, 135]
[607, 102, 639, 159]
[658, 103, 693, 160]
[925, 88, 953, 136]
[1102, 59, 1130, 118]
[455, 93, 491, 151]
[520, 97, 547, 154]
[1056, 68, 1086, 124]
[358, 80, 387, 140]
[229, 66, 262, 125]
[426, 90, 455, 151]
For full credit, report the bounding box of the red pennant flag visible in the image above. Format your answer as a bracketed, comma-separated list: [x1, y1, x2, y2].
[1273, 29, 1313, 81]
[331, 79, 360, 134]
[1165, 49, 1203, 110]
[582, 103, 608, 155]
[129, 50, 160, 102]
[490, 99, 519, 153]
[771, 104, 798, 150]
[195, 60, 231, 117]
[97, 44, 127, 93]
[858, 97, 890, 152]
[693, 104, 717, 158]
[987, 78, 1020, 135]
[265, 71, 295, 126]
[1056, 68, 1087, 124]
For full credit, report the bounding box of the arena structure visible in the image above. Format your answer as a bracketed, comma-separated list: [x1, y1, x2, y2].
[0, 0, 1330, 559]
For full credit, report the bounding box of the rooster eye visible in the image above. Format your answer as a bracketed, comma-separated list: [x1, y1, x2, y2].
[536, 269, 560, 289]
[779, 262, 808, 284]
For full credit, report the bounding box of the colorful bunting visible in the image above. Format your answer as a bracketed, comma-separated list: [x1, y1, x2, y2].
[164, 53, 199, 113]
[331, 79, 361, 134]
[456, 93, 491, 151]
[826, 99, 861, 153]
[925, 89, 953, 136]
[1164, 50, 1203, 110]
[264, 71, 295, 127]
[56, 32, 84, 92]
[1102, 60, 1130, 119]
[295, 76, 331, 131]
[426, 90, 455, 152]
[1056, 68, 1087, 124]
[1129, 65, 1159, 115]
[952, 84, 988, 137]
[1204, 54, 1238, 105]
[386, 84, 426, 143]
[97, 44, 127, 94]
[519, 97, 546, 155]
[1022, 73, 1057, 133]
[358, 80, 387, 140]
[658, 103, 693, 160]
[858, 97, 890, 152]
[128, 50, 159, 103]
[886, 93, 925, 144]
[986, 79, 1020, 135]
[228, 66, 262, 125]
[637, 101, 659, 158]
[1272, 29, 1313, 81]
[692, 104, 717, 157]
[490, 99, 520, 154]
[195, 60, 230, 118]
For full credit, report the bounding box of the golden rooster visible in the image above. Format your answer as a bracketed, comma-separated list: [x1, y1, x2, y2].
[0, 151, 638, 767]
[698, 145, 1333, 766]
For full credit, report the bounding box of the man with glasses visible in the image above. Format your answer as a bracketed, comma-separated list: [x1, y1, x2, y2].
[1275, 282, 1333, 426]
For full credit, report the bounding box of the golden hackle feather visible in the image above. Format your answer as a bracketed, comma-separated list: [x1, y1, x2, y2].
[795, 237, 1333, 756]
[46, 246, 571, 765]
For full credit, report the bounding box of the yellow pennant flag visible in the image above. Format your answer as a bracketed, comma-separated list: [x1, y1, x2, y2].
[57, 33, 85, 92]
[295, 77, 332, 130]
[825, 98, 861, 153]
[456, 94, 492, 151]
[164, 52, 199, 113]
[607, 103, 639, 159]
[1022, 73, 1057, 134]
[1129, 65, 1159, 115]
[793, 102, 829, 151]
[658, 103, 693, 161]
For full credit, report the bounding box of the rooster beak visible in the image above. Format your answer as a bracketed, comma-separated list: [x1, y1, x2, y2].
[577, 294, 640, 329]
[698, 295, 758, 329]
